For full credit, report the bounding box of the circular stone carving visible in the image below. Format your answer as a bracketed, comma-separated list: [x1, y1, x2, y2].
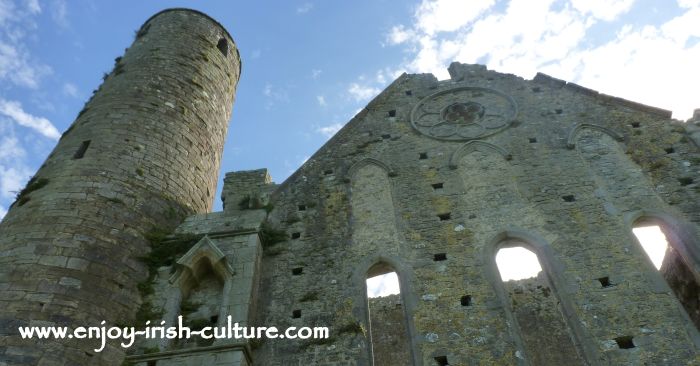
[410, 86, 517, 141]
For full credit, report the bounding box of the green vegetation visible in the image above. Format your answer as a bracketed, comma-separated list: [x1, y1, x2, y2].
[14, 177, 49, 207]
[300, 291, 319, 302]
[134, 229, 200, 326]
[259, 221, 287, 248]
[239, 194, 274, 212]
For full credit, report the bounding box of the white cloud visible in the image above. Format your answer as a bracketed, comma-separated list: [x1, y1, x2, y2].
[63, 82, 79, 98]
[383, 0, 700, 119]
[570, 0, 635, 21]
[0, 135, 26, 161]
[387, 25, 415, 45]
[316, 95, 326, 106]
[311, 69, 322, 79]
[0, 41, 50, 88]
[316, 123, 344, 137]
[297, 2, 313, 14]
[678, 0, 700, 8]
[415, 0, 495, 35]
[0, 99, 60, 139]
[348, 83, 380, 102]
[0, 164, 32, 200]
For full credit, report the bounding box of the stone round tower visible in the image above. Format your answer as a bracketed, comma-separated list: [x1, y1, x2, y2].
[0, 9, 240, 365]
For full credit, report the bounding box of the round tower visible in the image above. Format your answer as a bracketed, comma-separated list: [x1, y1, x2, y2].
[0, 9, 240, 365]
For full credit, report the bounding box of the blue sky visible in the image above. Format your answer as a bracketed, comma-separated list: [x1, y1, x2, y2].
[1, 0, 699, 218]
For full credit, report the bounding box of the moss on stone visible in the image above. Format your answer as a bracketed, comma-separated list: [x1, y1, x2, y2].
[13, 177, 49, 207]
[259, 221, 287, 248]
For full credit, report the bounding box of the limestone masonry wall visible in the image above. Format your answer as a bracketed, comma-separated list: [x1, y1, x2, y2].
[1, 7, 699, 366]
[0, 9, 239, 366]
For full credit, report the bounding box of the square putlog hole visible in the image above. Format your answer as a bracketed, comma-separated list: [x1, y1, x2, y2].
[434, 356, 449, 366]
[529, 137, 537, 143]
[298, 204, 306, 211]
[431, 182, 444, 190]
[598, 276, 612, 288]
[433, 253, 447, 261]
[460, 295, 472, 306]
[292, 267, 303, 275]
[291, 232, 301, 239]
[614, 336, 635, 349]
[562, 195, 576, 202]
[292, 310, 302, 318]
[419, 152, 428, 160]
[388, 110, 396, 117]
[438, 212, 451, 221]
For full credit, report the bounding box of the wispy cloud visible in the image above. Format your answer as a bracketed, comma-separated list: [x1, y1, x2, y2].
[0, 164, 32, 200]
[50, 0, 68, 28]
[315, 123, 344, 137]
[347, 83, 380, 102]
[316, 95, 326, 106]
[297, 2, 313, 14]
[63, 82, 79, 98]
[0, 135, 26, 161]
[0, 99, 60, 139]
[25, 0, 41, 14]
[311, 69, 322, 79]
[262, 83, 291, 109]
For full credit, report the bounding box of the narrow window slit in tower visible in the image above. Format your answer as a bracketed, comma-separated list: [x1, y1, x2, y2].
[291, 232, 301, 239]
[292, 309, 301, 318]
[292, 267, 303, 275]
[529, 137, 537, 143]
[438, 212, 451, 221]
[434, 356, 449, 366]
[460, 295, 472, 306]
[598, 276, 612, 288]
[433, 253, 447, 261]
[562, 195, 575, 202]
[73, 140, 91, 159]
[388, 110, 396, 117]
[217, 38, 229, 57]
[432, 182, 444, 190]
[664, 147, 675, 154]
[615, 336, 635, 349]
[419, 152, 428, 160]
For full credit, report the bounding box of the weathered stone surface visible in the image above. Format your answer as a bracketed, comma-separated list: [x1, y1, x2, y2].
[0, 8, 240, 366]
[1, 7, 700, 366]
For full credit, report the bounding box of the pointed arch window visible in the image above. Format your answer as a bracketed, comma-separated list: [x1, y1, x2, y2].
[364, 262, 412, 366]
[632, 217, 700, 330]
